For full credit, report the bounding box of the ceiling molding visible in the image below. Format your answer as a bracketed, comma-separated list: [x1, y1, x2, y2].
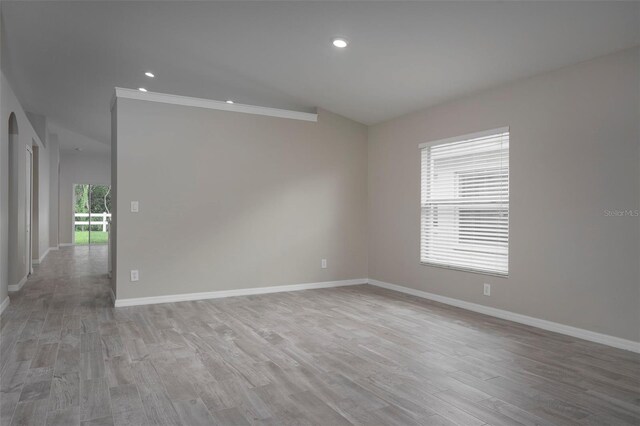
[112, 88, 318, 122]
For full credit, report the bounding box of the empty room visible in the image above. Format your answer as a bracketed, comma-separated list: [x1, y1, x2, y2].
[0, 1, 639, 425]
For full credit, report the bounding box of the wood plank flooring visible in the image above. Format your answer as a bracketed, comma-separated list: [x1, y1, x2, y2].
[1, 246, 639, 425]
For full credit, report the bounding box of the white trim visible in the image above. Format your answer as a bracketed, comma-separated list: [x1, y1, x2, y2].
[59, 243, 108, 247]
[115, 278, 366, 307]
[368, 279, 640, 354]
[113, 276, 639, 352]
[26, 146, 33, 276]
[0, 297, 9, 315]
[112, 88, 318, 122]
[33, 247, 51, 265]
[419, 126, 509, 149]
[8, 275, 27, 292]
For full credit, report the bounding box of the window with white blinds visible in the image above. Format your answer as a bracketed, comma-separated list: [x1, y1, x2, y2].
[420, 128, 509, 276]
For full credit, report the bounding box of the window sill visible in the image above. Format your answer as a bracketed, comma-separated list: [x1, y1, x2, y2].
[420, 261, 508, 278]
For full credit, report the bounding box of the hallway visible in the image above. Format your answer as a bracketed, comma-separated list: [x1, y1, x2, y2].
[0, 246, 111, 425]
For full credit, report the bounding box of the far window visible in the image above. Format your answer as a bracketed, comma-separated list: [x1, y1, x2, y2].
[420, 128, 509, 276]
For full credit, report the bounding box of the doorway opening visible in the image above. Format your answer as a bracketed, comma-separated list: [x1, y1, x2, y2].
[73, 184, 111, 245]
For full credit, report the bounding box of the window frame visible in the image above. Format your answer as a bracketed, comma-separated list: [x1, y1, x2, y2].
[419, 127, 510, 277]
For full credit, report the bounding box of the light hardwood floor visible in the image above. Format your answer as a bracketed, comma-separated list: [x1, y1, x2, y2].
[1, 246, 639, 426]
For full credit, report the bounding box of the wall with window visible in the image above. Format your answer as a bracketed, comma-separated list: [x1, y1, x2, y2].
[368, 47, 640, 342]
[58, 150, 111, 245]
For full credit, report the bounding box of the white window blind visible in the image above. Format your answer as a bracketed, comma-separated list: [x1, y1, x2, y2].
[420, 128, 509, 276]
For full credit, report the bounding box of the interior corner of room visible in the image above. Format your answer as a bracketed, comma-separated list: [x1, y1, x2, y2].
[0, 2, 639, 425]
[1, 0, 638, 350]
[91, 46, 640, 350]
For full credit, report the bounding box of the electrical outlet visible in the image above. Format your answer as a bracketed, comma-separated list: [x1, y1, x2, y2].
[321, 259, 327, 269]
[130, 270, 139, 282]
[483, 283, 491, 296]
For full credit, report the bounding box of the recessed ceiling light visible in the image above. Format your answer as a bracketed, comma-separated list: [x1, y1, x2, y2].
[138, 88, 148, 92]
[145, 72, 155, 78]
[226, 100, 234, 104]
[332, 38, 348, 48]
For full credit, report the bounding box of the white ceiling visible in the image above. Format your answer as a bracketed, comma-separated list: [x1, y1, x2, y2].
[2, 1, 639, 146]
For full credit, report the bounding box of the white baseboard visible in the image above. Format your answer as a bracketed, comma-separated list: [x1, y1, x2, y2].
[59, 243, 108, 247]
[368, 279, 640, 354]
[33, 247, 51, 265]
[113, 275, 639, 353]
[115, 278, 366, 307]
[0, 297, 10, 315]
[8, 275, 27, 292]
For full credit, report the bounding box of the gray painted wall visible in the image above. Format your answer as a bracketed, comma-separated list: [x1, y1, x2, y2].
[1, 71, 55, 305]
[26, 112, 47, 148]
[32, 139, 52, 262]
[110, 103, 118, 298]
[48, 134, 60, 248]
[368, 47, 640, 342]
[113, 100, 368, 300]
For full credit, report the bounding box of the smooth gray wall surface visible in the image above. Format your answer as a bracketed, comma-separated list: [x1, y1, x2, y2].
[110, 103, 117, 298]
[114, 101, 368, 300]
[368, 48, 640, 342]
[26, 112, 47, 148]
[1, 71, 52, 302]
[48, 134, 60, 248]
[58, 150, 111, 245]
[30, 142, 52, 262]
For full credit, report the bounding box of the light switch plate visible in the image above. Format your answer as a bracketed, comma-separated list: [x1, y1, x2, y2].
[321, 259, 327, 269]
[131, 201, 139, 213]
[130, 270, 139, 282]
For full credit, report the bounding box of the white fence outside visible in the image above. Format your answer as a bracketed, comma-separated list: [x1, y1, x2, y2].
[74, 213, 112, 232]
